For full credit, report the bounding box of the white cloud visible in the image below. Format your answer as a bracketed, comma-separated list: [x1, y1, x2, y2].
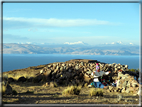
[28, 28, 38, 32]
[3, 17, 117, 28]
[64, 41, 84, 45]
[129, 42, 133, 45]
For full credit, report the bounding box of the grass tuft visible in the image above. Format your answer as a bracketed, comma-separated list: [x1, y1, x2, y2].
[89, 88, 103, 96]
[52, 94, 59, 98]
[54, 82, 58, 87]
[62, 85, 81, 96]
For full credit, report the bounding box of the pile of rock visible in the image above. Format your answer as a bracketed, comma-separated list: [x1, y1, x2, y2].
[107, 72, 140, 95]
[39, 59, 130, 86]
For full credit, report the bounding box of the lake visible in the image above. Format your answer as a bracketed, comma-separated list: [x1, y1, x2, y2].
[2, 54, 140, 72]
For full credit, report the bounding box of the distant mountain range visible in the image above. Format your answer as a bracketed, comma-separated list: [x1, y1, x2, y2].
[3, 42, 139, 55]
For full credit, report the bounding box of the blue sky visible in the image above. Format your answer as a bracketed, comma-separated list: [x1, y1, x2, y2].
[3, 3, 140, 45]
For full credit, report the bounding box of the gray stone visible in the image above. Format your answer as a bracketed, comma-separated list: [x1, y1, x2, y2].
[64, 66, 66, 70]
[48, 64, 52, 68]
[68, 69, 72, 72]
[60, 66, 64, 72]
[45, 69, 52, 77]
[40, 69, 44, 74]
[2, 81, 12, 95]
[83, 74, 92, 83]
[81, 62, 84, 66]
[62, 63, 65, 66]
[86, 70, 92, 75]
[117, 94, 122, 101]
[49, 82, 55, 87]
[69, 63, 72, 67]
[75, 65, 79, 70]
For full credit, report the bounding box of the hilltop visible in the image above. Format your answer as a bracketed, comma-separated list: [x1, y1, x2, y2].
[2, 59, 141, 104]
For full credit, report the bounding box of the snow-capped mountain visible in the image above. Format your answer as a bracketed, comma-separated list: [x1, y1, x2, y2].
[103, 41, 136, 46]
[3, 41, 139, 55]
[64, 41, 88, 45]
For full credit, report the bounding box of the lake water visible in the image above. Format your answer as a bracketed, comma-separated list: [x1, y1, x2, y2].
[2, 54, 140, 72]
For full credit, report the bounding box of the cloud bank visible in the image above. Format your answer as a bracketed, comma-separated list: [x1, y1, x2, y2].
[3, 17, 116, 29]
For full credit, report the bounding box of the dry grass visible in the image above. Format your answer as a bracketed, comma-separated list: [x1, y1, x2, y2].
[2, 82, 141, 104]
[62, 85, 81, 96]
[89, 88, 103, 96]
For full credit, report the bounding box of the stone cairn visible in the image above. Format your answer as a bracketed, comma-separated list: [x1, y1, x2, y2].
[107, 72, 140, 95]
[39, 59, 139, 90]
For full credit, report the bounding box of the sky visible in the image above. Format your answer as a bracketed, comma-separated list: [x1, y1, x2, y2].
[3, 2, 140, 46]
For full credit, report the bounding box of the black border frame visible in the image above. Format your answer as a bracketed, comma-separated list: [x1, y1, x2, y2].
[1, 0, 141, 107]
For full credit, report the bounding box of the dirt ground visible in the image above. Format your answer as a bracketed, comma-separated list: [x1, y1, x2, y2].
[2, 82, 141, 105]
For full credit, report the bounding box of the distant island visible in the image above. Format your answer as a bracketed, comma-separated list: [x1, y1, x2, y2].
[3, 43, 139, 55]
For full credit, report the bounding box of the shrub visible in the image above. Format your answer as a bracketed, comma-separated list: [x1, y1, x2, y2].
[89, 88, 103, 96]
[128, 69, 139, 73]
[12, 90, 17, 95]
[62, 85, 81, 96]
[52, 94, 59, 98]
